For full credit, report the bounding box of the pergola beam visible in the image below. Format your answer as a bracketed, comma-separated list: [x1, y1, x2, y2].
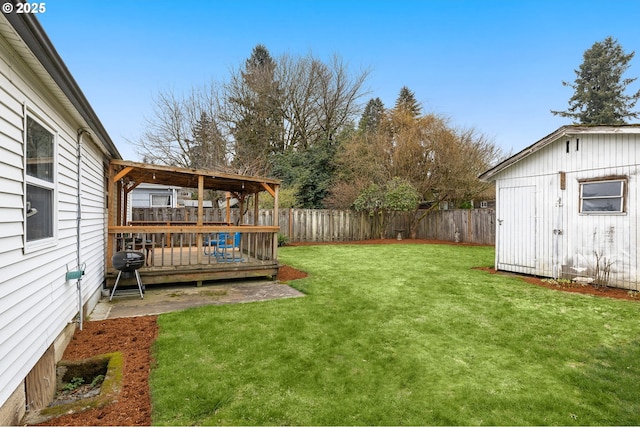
[113, 166, 133, 182]
[261, 182, 276, 198]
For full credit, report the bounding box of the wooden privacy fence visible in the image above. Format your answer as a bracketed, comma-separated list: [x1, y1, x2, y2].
[132, 207, 496, 245]
[387, 208, 496, 245]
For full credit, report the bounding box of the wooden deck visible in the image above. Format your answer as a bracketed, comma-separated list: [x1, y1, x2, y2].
[106, 227, 279, 287]
[106, 245, 279, 287]
[107, 160, 282, 287]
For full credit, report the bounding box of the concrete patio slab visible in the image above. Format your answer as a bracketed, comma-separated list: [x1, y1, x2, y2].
[89, 279, 305, 320]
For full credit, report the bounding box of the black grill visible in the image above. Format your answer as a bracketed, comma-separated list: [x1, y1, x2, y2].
[112, 251, 145, 272]
[110, 251, 145, 301]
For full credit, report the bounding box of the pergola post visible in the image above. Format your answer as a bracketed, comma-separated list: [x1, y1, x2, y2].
[106, 164, 117, 274]
[273, 184, 279, 262]
[196, 175, 204, 266]
[254, 192, 259, 225]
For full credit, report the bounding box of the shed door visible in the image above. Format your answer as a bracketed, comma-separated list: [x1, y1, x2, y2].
[497, 186, 536, 269]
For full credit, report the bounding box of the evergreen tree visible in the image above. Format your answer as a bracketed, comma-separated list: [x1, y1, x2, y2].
[191, 112, 226, 169]
[245, 44, 273, 71]
[394, 86, 422, 118]
[552, 36, 640, 124]
[227, 44, 283, 174]
[243, 44, 283, 154]
[294, 141, 336, 208]
[358, 97, 385, 133]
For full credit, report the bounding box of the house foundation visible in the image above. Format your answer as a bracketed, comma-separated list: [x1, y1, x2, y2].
[0, 323, 76, 425]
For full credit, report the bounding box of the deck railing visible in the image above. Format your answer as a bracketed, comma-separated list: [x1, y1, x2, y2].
[107, 225, 279, 272]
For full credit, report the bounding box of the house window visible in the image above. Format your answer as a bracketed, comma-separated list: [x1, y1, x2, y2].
[151, 194, 171, 207]
[480, 201, 488, 209]
[580, 179, 625, 213]
[25, 116, 55, 242]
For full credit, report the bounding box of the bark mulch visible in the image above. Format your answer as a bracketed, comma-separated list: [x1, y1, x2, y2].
[33, 240, 638, 425]
[31, 265, 307, 426]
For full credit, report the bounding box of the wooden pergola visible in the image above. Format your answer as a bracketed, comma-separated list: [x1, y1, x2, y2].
[106, 160, 281, 286]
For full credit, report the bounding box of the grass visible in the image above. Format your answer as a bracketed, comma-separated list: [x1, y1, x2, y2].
[150, 243, 640, 425]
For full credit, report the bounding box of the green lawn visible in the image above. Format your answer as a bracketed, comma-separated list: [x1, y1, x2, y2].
[150, 243, 640, 425]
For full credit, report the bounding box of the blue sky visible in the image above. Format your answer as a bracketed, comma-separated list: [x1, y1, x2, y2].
[38, 0, 640, 161]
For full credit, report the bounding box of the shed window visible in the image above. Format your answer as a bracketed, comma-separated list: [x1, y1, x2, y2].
[580, 179, 625, 213]
[151, 194, 172, 207]
[25, 116, 55, 242]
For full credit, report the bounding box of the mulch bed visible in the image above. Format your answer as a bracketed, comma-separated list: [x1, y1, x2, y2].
[475, 266, 640, 301]
[31, 265, 308, 426]
[287, 238, 488, 246]
[32, 239, 637, 426]
[34, 316, 158, 426]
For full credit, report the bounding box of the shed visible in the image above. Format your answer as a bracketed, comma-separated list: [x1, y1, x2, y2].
[480, 125, 640, 290]
[0, 12, 120, 423]
[130, 183, 181, 208]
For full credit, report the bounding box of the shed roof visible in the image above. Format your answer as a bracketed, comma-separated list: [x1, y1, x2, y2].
[111, 160, 280, 195]
[479, 125, 640, 182]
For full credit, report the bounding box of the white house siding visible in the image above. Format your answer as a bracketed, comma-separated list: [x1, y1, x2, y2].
[493, 130, 640, 290]
[0, 20, 112, 416]
[79, 144, 108, 309]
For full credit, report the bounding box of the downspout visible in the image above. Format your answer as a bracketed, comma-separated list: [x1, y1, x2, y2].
[76, 128, 89, 330]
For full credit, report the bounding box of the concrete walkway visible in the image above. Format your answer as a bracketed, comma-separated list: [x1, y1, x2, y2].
[89, 279, 305, 320]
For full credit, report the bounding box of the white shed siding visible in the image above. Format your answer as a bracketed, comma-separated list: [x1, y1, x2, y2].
[492, 129, 640, 289]
[562, 164, 639, 289]
[0, 28, 110, 411]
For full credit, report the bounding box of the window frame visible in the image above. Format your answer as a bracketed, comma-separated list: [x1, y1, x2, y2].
[24, 111, 58, 251]
[150, 193, 172, 207]
[579, 177, 627, 215]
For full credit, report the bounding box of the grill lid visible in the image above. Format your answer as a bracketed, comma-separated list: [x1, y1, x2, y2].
[112, 251, 145, 271]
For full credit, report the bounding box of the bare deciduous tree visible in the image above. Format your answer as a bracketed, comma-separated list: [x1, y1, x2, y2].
[134, 84, 228, 170]
[278, 53, 370, 150]
[135, 46, 370, 204]
[316, 55, 370, 145]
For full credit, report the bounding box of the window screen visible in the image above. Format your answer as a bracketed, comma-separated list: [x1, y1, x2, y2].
[151, 194, 171, 207]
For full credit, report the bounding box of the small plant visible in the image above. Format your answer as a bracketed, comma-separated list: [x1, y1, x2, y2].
[277, 233, 289, 247]
[541, 278, 574, 288]
[627, 290, 640, 298]
[63, 377, 84, 392]
[90, 374, 105, 388]
[593, 250, 614, 289]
